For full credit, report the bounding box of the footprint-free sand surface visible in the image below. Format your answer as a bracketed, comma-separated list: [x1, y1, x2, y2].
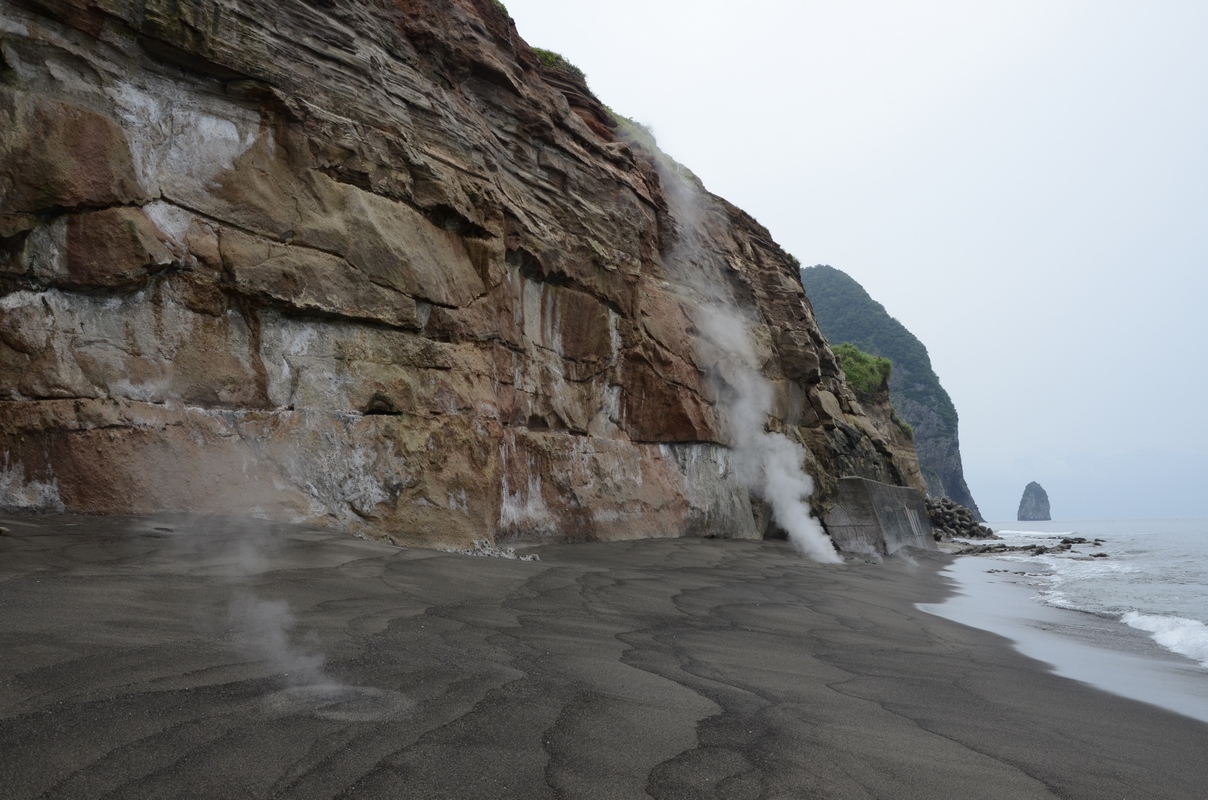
[2, 512, 1206, 799]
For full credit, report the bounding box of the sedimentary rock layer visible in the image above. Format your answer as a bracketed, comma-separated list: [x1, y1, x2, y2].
[0, 0, 922, 544]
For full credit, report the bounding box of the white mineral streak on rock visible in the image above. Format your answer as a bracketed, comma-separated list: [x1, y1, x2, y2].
[607, 308, 621, 364]
[499, 433, 556, 536]
[521, 276, 543, 348]
[0, 289, 40, 313]
[165, 112, 258, 186]
[107, 83, 167, 192]
[447, 489, 469, 514]
[655, 442, 757, 539]
[261, 317, 318, 409]
[0, 453, 64, 511]
[19, 218, 65, 283]
[0, 14, 28, 37]
[257, 411, 409, 526]
[341, 442, 392, 518]
[0, 288, 268, 406]
[0, 289, 90, 398]
[543, 285, 560, 356]
[142, 201, 194, 250]
[108, 81, 259, 196]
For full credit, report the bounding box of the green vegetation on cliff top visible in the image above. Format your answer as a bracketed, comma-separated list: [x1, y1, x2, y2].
[831, 343, 891, 396]
[832, 342, 913, 440]
[531, 48, 586, 82]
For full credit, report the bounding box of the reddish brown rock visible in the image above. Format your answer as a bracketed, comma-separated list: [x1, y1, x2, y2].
[0, 0, 926, 546]
[0, 90, 147, 212]
[59, 207, 175, 288]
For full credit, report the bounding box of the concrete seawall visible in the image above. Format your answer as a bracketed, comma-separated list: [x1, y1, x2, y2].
[824, 477, 934, 557]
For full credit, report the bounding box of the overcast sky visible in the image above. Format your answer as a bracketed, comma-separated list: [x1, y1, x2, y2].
[502, 0, 1208, 520]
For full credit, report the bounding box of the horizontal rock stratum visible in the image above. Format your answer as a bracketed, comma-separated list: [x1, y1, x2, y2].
[0, 0, 924, 546]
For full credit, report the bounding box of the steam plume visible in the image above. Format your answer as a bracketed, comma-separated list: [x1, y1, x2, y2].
[654, 160, 840, 563]
[228, 588, 327, 685]
[166, 517, 331, 685]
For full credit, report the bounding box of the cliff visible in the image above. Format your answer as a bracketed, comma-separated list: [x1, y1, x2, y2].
[0, 0, 923, 546]
[800, 265, 983, 519]
[826, 344, 926, 494]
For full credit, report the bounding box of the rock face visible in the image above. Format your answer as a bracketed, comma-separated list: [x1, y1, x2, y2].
[0, 0, 924, 546]
[829, 362, 927, 496]
[1018, 482, 1052, 521]
[800, 265, 983, 519]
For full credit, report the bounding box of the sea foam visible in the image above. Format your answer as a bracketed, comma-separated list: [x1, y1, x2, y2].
[1122, 611, 1208, 667]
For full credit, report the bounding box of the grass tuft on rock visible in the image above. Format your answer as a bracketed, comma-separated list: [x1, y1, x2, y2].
[531, 47, 586, 82]
[890, 407, 914, 439]
[833, 342, 892, 396]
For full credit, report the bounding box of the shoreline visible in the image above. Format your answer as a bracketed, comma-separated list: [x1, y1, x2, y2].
[921, 553, 1208, 725]
[3, 512, 1208, 798]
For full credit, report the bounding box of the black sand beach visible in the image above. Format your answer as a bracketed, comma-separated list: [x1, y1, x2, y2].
[2, 513, 1206, 799]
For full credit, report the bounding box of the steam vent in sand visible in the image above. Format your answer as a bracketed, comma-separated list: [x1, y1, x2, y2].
[0, 0, 927, 550]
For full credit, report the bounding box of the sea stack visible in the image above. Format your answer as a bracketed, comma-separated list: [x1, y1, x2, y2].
[1017, 482, 1052, 521]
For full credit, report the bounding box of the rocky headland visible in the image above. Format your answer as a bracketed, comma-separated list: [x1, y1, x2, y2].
[800, 265, 983, 518]
[0, 0, 925, 547]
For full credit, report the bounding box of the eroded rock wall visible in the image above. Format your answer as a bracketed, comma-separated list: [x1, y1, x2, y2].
[1, 0, 922, 545]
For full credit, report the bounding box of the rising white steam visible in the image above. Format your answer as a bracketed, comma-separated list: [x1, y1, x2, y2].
[223, 525, 331, 685]
[652, 158, 840, 563]
[165, 517, 332, 685]
[171, 516, 411, 720]
[228, 588, 327, 685]
[696, 306, 841, 563]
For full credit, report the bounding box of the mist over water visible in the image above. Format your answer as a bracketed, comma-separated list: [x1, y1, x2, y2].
[654, 161, 839, 563]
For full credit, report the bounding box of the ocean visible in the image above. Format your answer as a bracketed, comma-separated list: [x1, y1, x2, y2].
[920, 518, 1208, 724]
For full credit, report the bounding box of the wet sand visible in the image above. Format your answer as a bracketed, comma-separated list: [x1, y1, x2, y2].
[2, 513, 1207, 799]
[922, 555, 1208, 725]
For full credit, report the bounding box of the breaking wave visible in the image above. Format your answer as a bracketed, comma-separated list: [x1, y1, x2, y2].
[1121, 612, 1208, 668]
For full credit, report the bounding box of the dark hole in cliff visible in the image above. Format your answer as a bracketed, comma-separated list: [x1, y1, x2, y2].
[526, 414, 550, 430]
[468, 62, 520, 96]
[138, 37, 249, 81]
[506, 246, 539, 271]
[363, 393, 402, 416]
[0, 231, 28, 269]
[750, 497, 790, 541]
[510, 247, 577, 289]
[422, 204, 491, 240]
